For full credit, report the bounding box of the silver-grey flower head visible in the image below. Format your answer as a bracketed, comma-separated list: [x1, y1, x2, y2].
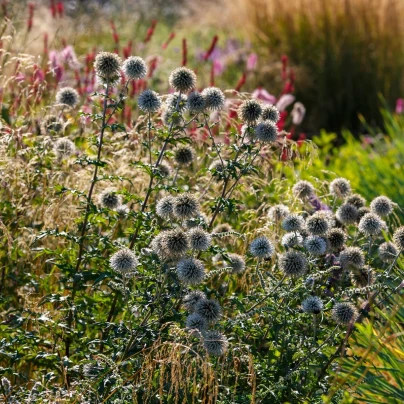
[183, 290, 206, 312]
[302, 296, 323, 314]
[306, 212, 329, 235]
[187, 91, 206, 113]
[56, 87, 79, 107]
[156, 196, 175, 219]
[279, 250, 308, 278]
[378, 241, 398, 263]
[174, 145, 195, 166]
[185, 312, 208, 333]
[138, 89, 162, 113]
[54, 138, 75, 158]
[238, 99, 262, 124]
[249, 236, 274, 258]
[292, 180, 315, 199]
[99, 188, 121, 209]
[332, 302, 358, 324]
[330, 178, 351, 198]
[254, 120, 278, 143]
[262, 104, 280, 122]
[122, 56, 147, 80]
[157, 162, 171, 178]
[326, 228, 346, 252]
[282, 214, 304, 232]
[281, 232, 303, 248]
[110, 248, 138, 274]
[304, 236, 327, 255]
[268, 204, 290, 222]
[336, 203, 358, 225]
[169, 66, 197, 92]
[201, 87, 225, 110]
[345, 194, 366, 209]
[116, 204, 129, 217]
[203, 330, 228, 356]
[357, 207, 371, 220]
[358, 212, 386, 236]
[339, 247, 365, 269]
[177, 257, 205, 285]
[393, 226, 404, 250]
[173, 193, 200, 219]
[166, 92, 188, 112]
[41, 114, 64, 135]
[188, 228, 211, 251]
[195, 298, 222, 323]
[94, 51, 122, 80]
[351, 266, 375, 287]
[226, 253, 246, 274]
[370, 196, 394, 217]
[160, 228, 189, 258]
[185, 213, 209, 229]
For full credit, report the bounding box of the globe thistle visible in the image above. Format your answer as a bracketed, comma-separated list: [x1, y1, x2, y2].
[261, 104, 280, 122]
[249, 236, 274, 258]
[302, 296, 323, 314]
[201, 87, 225, 110]
[156, 196, 175, 219]
[209, 159, 225, 179]
[122, 56, 147, 80]
[332, 302, 358, 325]
[279, 251, 308, 278]
[378, 242, 399, 263]
[226, 253, 246, 274]
[306, 212, 329, 235]
[187, 91, 205, 113]
[203, 330, 228, 356]
[195, 299, 222, 323]
[238, 99, 262, 124]
[99, 188, 121, 209]
[41, 114, 64, 135]
[174, 145, 195, 166]
[94, 51, 122, 80]
[177, 258, 205, 285]
[116, 204, 129, 217]
[183, 290, 206, 312]
[326, 228, 347, 252]
[345, 194, 366, 209]
[330, 178, 351, 198]
[162, 108, 183, 127]
[268, 204, 290, 222]
[157, 162, 171, 178]
[110, 248, 138, 274]
[212, 223, 232, 234]
[166, 92, 188, 112]
[370, 196, 394, 217]
[150, 233, 165, 258]
[185, 213, 209, 229]
[160, 228, 189, 258]
[282, 214, 304, 232]
[138, 89, 162, 113]
[56, 87, 79, 107]
[188, 228, 211, 251]
[185, 313, 208, 333]
[358, 213, 386, 236]
[358, 207, 371, 219]
[304, 236, 327, 255]
[393, 226, 404, 250]
[336, 203, 358, 225]
[169, 66, 197, 92]
[292, 180, 315, 199]
[173, 193, 200, 219]
[281, 232, 303, 248]
[54, 138, 75, 158]
[254, 120, 278, 143]
[351, 267, 375, 287]
[339, 247, 365, 269]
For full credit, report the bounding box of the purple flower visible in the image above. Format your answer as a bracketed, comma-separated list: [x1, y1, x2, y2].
[309, 195, 331, 212]
[396, 98, 404, 114]
[247, 53, 258, 71]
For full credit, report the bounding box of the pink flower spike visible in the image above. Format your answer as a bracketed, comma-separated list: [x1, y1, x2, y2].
[252, 88, 276, 104]
[276, 94, 295, 111]
[396, 98, 404, 114]
[246, 53, 257, 71]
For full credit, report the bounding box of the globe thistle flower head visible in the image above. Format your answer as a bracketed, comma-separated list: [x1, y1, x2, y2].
[351, 266, 375, 287]
[54, 138, 75, 158]
[346, 194, 366, 209]
[169, 66, 197, 92]
[306, 212, 329, 235]
[183, 290, 206, 312]
[292, 180, 315, 199]
[249, 236, 274, 258]
[261, 104, 280, 122]
[209, 160, 225, 180]
[42, 114, 64, 135]
[166, 92, 188, 112]
[188, 227, 211, 251]
[212, 223, 232, 235]
[186, 313, 208, 333]
[339, 246, 365, 269]
[195, 298, 222, 323]
[157, 162, 171, 178]
[302, 296, 323, 314]
[156, 196, 175, 219]
[332, 302, 358, 324]
[186, 213, 209, 229]
[370, 196, 394, 217]
[393, 226, 404, 250]
[268, 204, 290, 222]
[187, 91, 206, 113]
[201, 87, 225, 110]
[162, 108, 183, 127]
[203, 330, 228, 356]
[358, 212, 386, 236]
[56, 87, 79, 108]
[116, 204, 129, 217]
[326, 228, 347, 252]
[304, 235, 327, 255]
[281, 232, 303, 248]
[358, 207, 371, 220]
[177, 257, 205, 285]
[336, 203, 358, 225]
[174, 145, 195, 166]
[226, 253, 246, 274]
[99, 188, 121, 209]
[282, 214, 304, 232]
[138, 89, 162, 113]
[122, 56, 147, 80]
[160, 228, 189, 258]
[94, 51, 122, 80]
[110, 248, 138, 274]
[279, 250, 308, 278]
[238, 99, 262, 124]
[173, 193, 200, 219]
[378, 242, 398, 263]
[330, 178, 351, 198]
[255, 120, 278, 143]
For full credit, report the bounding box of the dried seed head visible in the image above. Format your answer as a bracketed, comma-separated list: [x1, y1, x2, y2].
[56, 87, 79, 107]
[255, 120, 278, 142]
[249, 236, 274, 258]
[336, 203, 358, 225]
[261, 104, 280, 122]
[169, 66, 197, 92]
[279, 250, 308, 278]
[330, 178, 351, 198]
[302, 296, 323, 314]
[177, 257, 205, 285]
[138, 89, 162, 113]
[358, 213, 386, 236]
[122, 56, 147, 80]
[203, 330, 228, 356]
[378, 242, 398, 263]
[54, 138, 75, 158]
[370, 196, 394, 217]
[201, 87, 225, 110]
[110, 248, 138, 274]
[41, 114, 64, 135]
[238, 99, 262, 124]
[332, 302, 358, 324]
[292, 180, 315, 199]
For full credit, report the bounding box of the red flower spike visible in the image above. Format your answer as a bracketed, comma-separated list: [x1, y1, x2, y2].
[182, 38, 187, 66]
[204, 35, 218, 61]
[235, 72, 246, 92]
[144, 20, 157, 43]
[162, 32, 175, 50]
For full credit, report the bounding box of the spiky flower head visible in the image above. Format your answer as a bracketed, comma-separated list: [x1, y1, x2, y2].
[187, 91, 206, 113]
[162, 108, 183, 126]
[370, 196, 394, 217]
[156, 196, 175, 219]
[138, 89, 162, 113]
[226, 253, 246, 274]
[160, 228, 189, 258]
[166, 92, 188, 112]
[203, 330, 228, 356]
[116, 204, 129, 217]
[212, 223, 232, 235]
[174, 145, 195, 166]
[195, 298, 222, 323]
[304, 236, 327, 255]
[238, 99, 262, 124]
[169, 66, 197, 92]
[56, 87, 79, 107]
[302, 296, 323, 314]
[393, 226, 404, 250]
[262, 104, 280, 122]
[268, 204, 290, 222]
[336, 203, 358, 225]
[330, 178, 351, 198]
[177, 257, 205, 285]
[282, 214, 304, 232]
[41, 114, 64, 135]
[292, 180, 315, 199]
[110, 248, 138, 274]
[209, 159, 225, 177]
[339, 247, 365, 269]
[186, 313, 208, 333]
[157, 162, 171, 178]
[279, 250, 308, 278]
[249, 236, 274, 258]
[345, 194, 366, 209]
[358, 212, 386, 236]
[186, 213, 209, 229]
[122, 56, 147, 80]
[358, 207, 371, 219]
[281, 232, 303, 248]
[188, 228, 211, 251]
[54, 138, 75, 158]
[99, 188, 121, 209]
[326, 228, 347, 252]
[332, 302, 358, 324]
[351, 267, 375, 287]
[306, 212, 329, 235]
[255, 120, 278, 143]
[94, 51, 122, 81]
[201, 87, 225, 110]
[173, 193, 200, 219]
[183, 290, 206, 312]
[378, 242, 399, 263]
